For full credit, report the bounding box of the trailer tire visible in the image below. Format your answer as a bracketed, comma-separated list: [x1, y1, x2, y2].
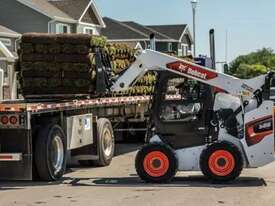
[93, 118, 115, 166]
[135, 143, 178, 183]
[78, 160, 93, 167]
[34, 124, 67, 181]
[200, 142, 243, 182]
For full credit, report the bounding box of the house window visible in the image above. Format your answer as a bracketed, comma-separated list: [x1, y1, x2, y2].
[0, 38, 11, 47]
[83, 27, 94, 35]
[56, 23, 71, 34]
[168, 43, 173, 52]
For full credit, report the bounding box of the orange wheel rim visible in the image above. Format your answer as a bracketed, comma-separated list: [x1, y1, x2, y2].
[143, 151, 169, 177]
[208, 150, 235, 176]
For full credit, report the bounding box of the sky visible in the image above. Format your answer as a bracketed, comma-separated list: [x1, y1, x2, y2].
[95, 0, 275, 64]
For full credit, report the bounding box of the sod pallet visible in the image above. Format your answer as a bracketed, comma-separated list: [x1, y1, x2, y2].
[19, 33, 93, 98]
[18, 33, 157, 99]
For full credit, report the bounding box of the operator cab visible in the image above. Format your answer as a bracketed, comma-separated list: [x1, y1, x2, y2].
[150, 71, 214, 149]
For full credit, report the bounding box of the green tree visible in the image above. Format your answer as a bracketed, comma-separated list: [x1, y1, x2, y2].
[229, 48, 275, 78]
[233, 64, 268, 79]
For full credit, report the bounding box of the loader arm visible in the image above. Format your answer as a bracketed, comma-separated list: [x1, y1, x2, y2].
[111, 49, 271, 99]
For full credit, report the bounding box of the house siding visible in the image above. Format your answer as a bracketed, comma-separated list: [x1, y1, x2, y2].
[156, 42, 167, 52]
[181, 34, 192, 50]
[155, 42, 178, 53]
[81, 8, 100, 25]
[107, 40, 181, 54]
[0, 0, 51, 33]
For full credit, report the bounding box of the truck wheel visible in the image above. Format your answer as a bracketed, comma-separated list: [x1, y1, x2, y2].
[35, 124, 67, 181]
[135, 143, 178, 183]
[93, 118, 115, 166]
[200, 142, 243, 182]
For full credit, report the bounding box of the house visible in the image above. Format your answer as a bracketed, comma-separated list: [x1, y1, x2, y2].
[0, 0, 105, 35]
[0, 25, 21, 99]
[102, 17, 193, 56]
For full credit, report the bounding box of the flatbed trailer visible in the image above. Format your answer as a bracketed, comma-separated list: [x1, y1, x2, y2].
[0, 95, 152, 180]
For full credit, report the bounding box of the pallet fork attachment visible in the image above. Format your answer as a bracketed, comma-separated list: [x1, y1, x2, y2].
[94, 48, 113, 95]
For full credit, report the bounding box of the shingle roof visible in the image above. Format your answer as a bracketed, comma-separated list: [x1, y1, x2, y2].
[122, 21, 172, 40]
[102, 17, 188, 42]
[102, 17, 147, 40]
[0, 25, 21, 37]
[48, 0, 89, 21]
[21, 0, 74, 21]
[18, 0, 101, 25]
[147, 25, 187, 40]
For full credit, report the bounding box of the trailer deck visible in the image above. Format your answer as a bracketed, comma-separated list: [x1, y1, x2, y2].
[0, 96, 151, 113]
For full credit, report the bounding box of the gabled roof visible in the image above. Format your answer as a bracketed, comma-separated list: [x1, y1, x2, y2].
[122, 21, 172, 40]
[16, 0, 105, 27]
[0, 25, 21, 38]
[102, 17, 191, 43]
[147, 24, 187, 40]
[102, 17, 147, 40]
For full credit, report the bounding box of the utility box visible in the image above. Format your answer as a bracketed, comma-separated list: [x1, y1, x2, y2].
[66, 114, 94, 150]
[195, 56, 212, 68]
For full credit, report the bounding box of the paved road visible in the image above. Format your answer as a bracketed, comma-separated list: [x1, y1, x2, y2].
[1, 144, 275, 206]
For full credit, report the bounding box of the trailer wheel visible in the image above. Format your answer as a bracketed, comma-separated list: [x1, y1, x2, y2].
[135, 143, 178, 183]
[35, 124, 67, 181]
[200, 142, 243, 182]
[93, 118, 115, 166]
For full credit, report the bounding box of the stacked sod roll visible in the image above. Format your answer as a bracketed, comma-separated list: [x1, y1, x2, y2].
[90, 37, 156, 96]
[18, 33, 156, 98]
[19, 33, 93, 96]
[105, 43, 156, 96]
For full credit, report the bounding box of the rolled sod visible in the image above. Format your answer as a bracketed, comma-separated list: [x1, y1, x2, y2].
[34, 44, 48, 54]
[22, 78, 48, 89]
[20, 62, 56, 71]
[63, 71, 91, 79]
[56, 34, 91, 45]
[21, 53, 55, 62]
[57, 63, 90, 72]
[21, 70, 54, 78]
[90, 35, 107, 48]
[61, 44, 90, 55]
[20, 43, 34, 54]
[21, 33, 57, 44]
[55, 54, 90, 63]
[48, 44, 61, 54]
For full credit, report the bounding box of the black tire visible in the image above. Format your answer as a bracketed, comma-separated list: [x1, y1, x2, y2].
[78, 119, 114, 167]
[34, 124, 67, 181]
[78, 160, 93, 167]
[135, 143, 178, 183]
[200, 141, 243, 182]
[93, 118, 115, 166]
